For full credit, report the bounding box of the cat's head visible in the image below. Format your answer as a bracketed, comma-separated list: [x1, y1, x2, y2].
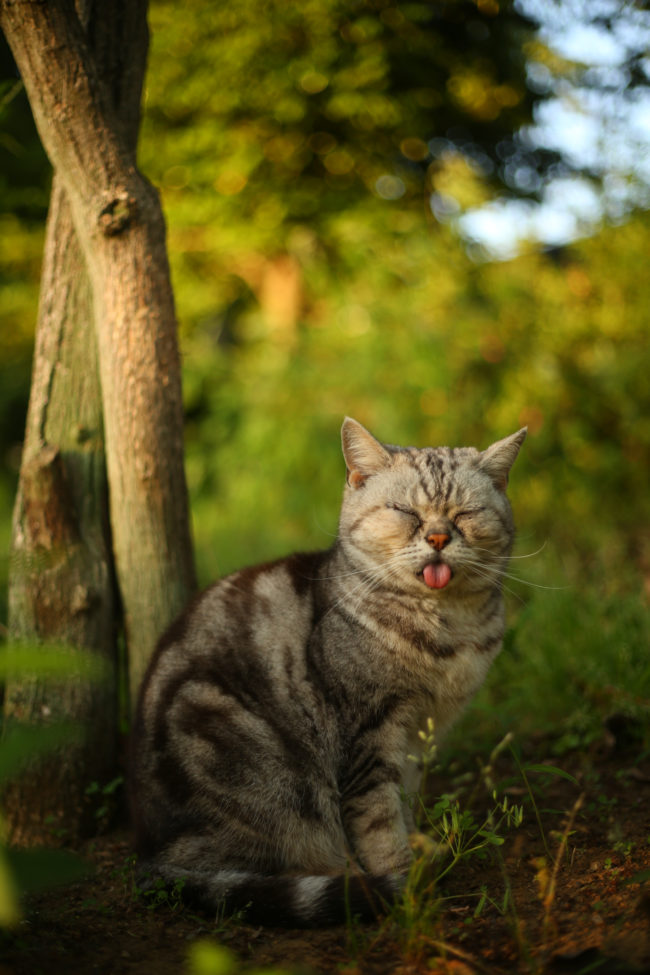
[339, 418, 526, 597]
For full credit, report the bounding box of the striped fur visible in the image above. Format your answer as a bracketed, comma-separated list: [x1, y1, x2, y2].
[130, 418, 526, 926]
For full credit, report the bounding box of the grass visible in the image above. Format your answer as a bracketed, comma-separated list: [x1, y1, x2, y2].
[446, 575, 650, 761]
[339, 738, 566, 973]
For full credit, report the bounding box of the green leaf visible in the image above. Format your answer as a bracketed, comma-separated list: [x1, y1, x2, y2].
[0, 723, 80, 784]
[0, 644, 109, 682]
[6, 848, 91, 895]
[478, 831, 505, 846]
[523, 764, 580, 786]
[188, 940, 238, 975]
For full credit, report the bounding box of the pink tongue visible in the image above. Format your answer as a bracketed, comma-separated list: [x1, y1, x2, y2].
[423, 563, 452, 590]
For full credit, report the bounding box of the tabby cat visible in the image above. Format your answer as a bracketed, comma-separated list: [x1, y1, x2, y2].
[130, 418, 526, 926]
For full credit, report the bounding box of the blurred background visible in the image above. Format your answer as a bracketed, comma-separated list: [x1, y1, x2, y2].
[1, 0, 649, 743]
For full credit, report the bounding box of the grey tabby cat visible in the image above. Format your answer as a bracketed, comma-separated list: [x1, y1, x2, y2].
[130, 418, 526, 926]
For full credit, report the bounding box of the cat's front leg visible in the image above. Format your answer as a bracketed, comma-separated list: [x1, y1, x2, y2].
[341, 776, 412, 875]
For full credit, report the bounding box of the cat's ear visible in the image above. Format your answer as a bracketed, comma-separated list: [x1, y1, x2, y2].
[478, 428, 527, 491]
[341, 417, 392, 489]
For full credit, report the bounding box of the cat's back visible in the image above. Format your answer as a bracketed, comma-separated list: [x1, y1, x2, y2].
[182, 549, 326, 652]
[134, 549, 331, 733]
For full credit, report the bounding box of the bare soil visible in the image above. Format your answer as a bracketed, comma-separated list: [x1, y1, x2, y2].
[2, 736, 650, 975]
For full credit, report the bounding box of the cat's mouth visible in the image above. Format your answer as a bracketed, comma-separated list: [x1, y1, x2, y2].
[420, 561, 453, 590]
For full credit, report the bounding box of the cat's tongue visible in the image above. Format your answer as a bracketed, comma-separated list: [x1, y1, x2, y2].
[423, 562, 452, 590]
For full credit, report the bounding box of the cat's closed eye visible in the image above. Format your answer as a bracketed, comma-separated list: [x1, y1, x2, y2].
[453, 508, 485, 532]
[385, 502, 422, 526]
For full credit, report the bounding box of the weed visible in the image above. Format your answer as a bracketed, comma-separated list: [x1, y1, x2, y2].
[134, 872, 186, 912]
[43, 813, 70, 844]
[84, 775, 124, 833]
[532, 793, 584, 964]
[362, 727, 590, 973]
[363, 729, 528, 970]
[111, 852, 138, 897]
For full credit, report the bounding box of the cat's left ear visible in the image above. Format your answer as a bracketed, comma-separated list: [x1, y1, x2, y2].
[478, 428, 527, 491]
[341, 417, 392, 489]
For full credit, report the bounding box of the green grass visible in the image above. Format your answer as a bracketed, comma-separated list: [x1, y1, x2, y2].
[449, 578, 650, 759]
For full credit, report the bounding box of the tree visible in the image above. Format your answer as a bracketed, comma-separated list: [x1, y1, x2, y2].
[0, 0, 195, 843]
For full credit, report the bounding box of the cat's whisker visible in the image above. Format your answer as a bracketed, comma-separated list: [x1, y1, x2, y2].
[472, 541, 547, 561]
[509, 541, 547, 559]
[499, 573, 569, 591]
[456, 553, 568, 592]
[338, 551, 418, 616]
[454, 555, 527, 601]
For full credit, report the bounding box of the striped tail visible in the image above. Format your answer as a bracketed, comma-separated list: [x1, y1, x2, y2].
[138, 864, 404, 927]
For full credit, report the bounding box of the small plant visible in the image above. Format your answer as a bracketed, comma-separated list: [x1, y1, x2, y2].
[84, 775, 124, 833]
[371, 727, 526, 968]
[134, 871, 186, 912]
[112, 853, 138, 897]
[533, 793, 584, 964]
[0, 643, 101, 928]
[412, 730, 524, 883]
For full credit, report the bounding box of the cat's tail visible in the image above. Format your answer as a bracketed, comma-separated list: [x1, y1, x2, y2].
[137, 863, 404, 927]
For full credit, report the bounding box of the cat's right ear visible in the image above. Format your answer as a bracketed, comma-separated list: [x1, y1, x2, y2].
[341, 418, 392, 489]
[478, 427, 527, 491]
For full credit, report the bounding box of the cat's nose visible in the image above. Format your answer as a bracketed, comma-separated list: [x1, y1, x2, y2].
[427, 532, 450, 551]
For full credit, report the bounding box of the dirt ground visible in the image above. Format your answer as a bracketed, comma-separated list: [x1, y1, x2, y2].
[2, 734, 650, 975]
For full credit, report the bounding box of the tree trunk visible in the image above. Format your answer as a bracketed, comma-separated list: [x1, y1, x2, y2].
[4, 177, 118, 844]
[2, 0, 196, 841]
[0, 0, 197, 709]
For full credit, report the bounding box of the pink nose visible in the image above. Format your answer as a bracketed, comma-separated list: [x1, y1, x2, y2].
[427, 533, 450, 551]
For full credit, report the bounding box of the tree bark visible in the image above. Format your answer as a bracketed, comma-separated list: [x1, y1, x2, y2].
[4, 172, 118, 843]
[1, 0, 197, 708]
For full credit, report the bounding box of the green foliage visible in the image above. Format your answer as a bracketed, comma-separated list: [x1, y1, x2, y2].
[0, 643, 110, 682]
[135, 873, 186, 913]
[84, 776, 124, 833]
[0, 644, 104, 927]
[137, 1, 650, 587]
[378, 734, 529, 964]
[0, 722, 80, 785]
[449, 585, 650, 757]
[4, 848, 89, 895]
[142, 0, 539, 257]
[175, 208, 650, 588]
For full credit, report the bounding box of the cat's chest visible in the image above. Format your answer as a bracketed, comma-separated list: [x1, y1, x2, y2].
[365, 598, 503, 725]
[365, 594, 502, 664]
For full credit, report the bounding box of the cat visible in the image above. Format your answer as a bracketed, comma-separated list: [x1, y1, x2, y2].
[129, 417, 526, 926]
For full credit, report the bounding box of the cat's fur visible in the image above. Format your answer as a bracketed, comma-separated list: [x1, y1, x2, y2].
[129, 418, 526, 926]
